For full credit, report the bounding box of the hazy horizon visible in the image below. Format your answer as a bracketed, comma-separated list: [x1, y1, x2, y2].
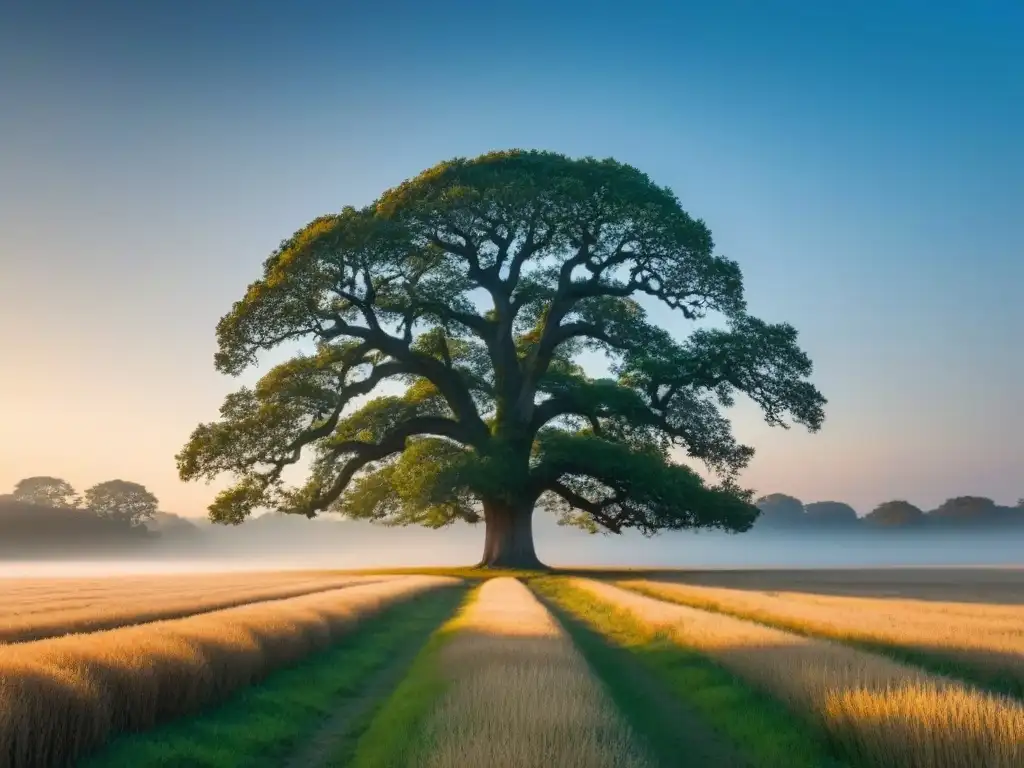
[5, 518, 1024, 576]
[2, 1, 1022, 520]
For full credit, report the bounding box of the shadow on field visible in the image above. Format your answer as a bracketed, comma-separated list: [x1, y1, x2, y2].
[546, 579, 1024, 768]
[536, 595, 755, 768]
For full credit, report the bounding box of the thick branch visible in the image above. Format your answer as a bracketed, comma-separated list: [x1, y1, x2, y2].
[316, 318, 490, 444]
[262, 359, 409, 482]
[309, 416, 470, 514]
[542, 479, 624, 533]
[425, 228, 523, 408]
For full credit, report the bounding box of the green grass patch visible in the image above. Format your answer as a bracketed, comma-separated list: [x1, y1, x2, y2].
[342, 586, 480, 768]
[82, 585, 466, 768]
[532, 577, 843, 768]
[622, 581, 1024, 701]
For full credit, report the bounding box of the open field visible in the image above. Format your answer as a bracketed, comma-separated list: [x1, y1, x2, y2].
[351, 577, 651, 768]
[360, 565, 1024, 603]
[84, 585, 467, 768]
[2, 566, 1024, 767]
[532, 576, 830, 768]
[0, 576, 456, 767]
[623, 578, 1024, 697]
[570, 578, 1024, 767]
[0, 572, 392, 643]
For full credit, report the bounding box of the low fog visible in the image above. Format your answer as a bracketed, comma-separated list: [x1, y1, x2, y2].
[3, 512, 1022, 579]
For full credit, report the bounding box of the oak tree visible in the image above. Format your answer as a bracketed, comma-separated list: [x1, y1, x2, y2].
[177, 150, 826, 567]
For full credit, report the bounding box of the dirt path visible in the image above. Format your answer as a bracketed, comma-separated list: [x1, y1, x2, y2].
[538, 591, 753, 768]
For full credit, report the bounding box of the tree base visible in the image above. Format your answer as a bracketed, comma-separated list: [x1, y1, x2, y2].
[473, 555, 550, 571]
[478, 499, 546, 571]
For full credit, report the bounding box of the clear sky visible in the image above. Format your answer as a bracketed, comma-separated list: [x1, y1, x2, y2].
[1, 0, 1021, 518]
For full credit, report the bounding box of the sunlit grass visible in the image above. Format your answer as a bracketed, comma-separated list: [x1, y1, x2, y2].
[350, 578, 652, 768]
[0, 576, 458, 767]
[572, 578, 1024, 767]
[532, 576, 836, 768]
[346, 587, 480, 768]
[623, 579, 1024, 697]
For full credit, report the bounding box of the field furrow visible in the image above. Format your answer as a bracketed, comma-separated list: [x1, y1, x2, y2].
[351, 577, 652, 768]
[0, 575, 459, 768]
[623, 578, 1024, 697]
[0, 572, 390, 643]
[571, 578, 1024, 768]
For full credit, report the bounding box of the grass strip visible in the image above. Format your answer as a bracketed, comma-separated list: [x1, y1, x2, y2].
[82, 585, 466, 768]
[534, 587, 749, 767]
[343, 586, 481, 768]
[622, 580, 1024, 700]
[531, 577, 842, 768]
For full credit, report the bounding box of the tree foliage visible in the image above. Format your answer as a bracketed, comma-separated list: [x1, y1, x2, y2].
[12, 476, 78, 508]
[803, 501, 858, 525]
[928, 496, 998, 523]
[83, 480, 159, 527]
[177, 150, 826, 542]
[864, 500, 925, 527]
[753, 493, 806, 527]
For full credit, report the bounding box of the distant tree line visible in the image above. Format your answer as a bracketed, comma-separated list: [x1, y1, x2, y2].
[0, 476, 165, 557]
[3, 476, 159, 527]
[754, 493, 1024, 531]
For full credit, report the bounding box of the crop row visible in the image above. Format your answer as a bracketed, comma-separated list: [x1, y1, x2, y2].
[0, 576, 456, 767]
[4, 572, 1022, 768]
[577, 578, 1024, 767]
[0, 573, 387, 643]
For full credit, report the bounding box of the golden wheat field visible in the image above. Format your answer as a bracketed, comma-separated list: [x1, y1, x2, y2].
[622, 578, 1024, 694]
[0, 575, 456, 767]
[647, 567, 1024, 603]
[418, 578, 652, 768]
[0, 572, 393, 643]
[570, 578, 1024, 767]
[2, 567, 1023, 768]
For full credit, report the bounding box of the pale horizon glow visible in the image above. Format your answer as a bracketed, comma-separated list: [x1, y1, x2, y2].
[1, 2, 1022, 520]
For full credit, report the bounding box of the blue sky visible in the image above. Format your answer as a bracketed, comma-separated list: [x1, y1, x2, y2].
[1, 0, 1021, 516]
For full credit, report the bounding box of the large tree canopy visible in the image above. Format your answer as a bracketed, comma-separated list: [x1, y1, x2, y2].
[177, 150, 826, 567]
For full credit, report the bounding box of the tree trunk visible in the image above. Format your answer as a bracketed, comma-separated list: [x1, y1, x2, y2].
[477, 498, 546, 569]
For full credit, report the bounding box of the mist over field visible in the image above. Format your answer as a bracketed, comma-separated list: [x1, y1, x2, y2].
[4, 513, 1021, 578]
